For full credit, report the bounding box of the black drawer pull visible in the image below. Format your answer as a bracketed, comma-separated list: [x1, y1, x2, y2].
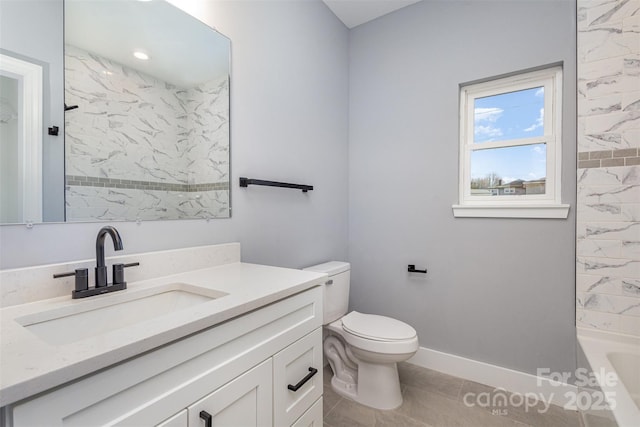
[287, 367, 318, 392]
[200, 410, 212, 427]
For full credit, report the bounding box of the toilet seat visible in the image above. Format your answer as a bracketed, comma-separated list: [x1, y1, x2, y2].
[342, 311, 416, 342]
[327, 312, 419, 356]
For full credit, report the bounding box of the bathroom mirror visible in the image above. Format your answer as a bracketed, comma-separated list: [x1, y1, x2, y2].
[0, 0, 231, 224]
[0, 0, 65, 224]
[65, 0, 230, 222]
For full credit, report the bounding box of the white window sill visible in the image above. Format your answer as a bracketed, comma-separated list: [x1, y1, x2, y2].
[452, 204, 570, 219]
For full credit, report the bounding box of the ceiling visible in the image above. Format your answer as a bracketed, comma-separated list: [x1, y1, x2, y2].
[65, 0, 229, 88]
[322, 0, 422, 28]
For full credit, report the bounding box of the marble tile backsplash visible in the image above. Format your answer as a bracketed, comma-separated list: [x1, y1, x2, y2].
[64, 45, 229, 221]
[577, 0, 640, 337]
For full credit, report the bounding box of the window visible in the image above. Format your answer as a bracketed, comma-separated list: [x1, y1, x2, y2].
[453, 66, 569, 218]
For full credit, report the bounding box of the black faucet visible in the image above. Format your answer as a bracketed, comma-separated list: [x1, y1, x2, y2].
[52, 226, 139, 298]
[95, 226, 123, 287]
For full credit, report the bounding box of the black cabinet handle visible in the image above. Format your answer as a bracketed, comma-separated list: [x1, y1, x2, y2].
[287, 367, 318, 392]
[199, 410, 212, 427]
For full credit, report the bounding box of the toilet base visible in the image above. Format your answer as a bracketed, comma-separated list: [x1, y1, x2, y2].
[329, 359, 403, 410]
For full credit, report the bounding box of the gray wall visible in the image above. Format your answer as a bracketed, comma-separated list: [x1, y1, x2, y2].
[0, 0, 577, 378]
[348, 0, 577, 375]
[0, 0, 65, 222]
[0, 0, 349, 269]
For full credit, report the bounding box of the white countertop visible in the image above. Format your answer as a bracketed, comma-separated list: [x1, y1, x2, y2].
[0, 262, 327, 407]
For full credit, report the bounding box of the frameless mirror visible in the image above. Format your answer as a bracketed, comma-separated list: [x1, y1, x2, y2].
[0, 0, 231, 224]
[1, 0, 65, 224]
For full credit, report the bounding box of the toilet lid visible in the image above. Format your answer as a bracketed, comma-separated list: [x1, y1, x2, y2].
[342, 311, 416, 341]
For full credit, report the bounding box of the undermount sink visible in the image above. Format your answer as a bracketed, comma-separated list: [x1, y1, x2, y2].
[15, 283, 228, 345]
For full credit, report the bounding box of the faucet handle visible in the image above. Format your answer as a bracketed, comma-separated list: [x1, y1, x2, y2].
[53, 268, 89, 293]
[112, 264, 125, 286]
[112, 262, 140, 286]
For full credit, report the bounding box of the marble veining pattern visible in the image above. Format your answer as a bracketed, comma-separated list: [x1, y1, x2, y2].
[64, 45, 229, 221]
[577, 0, 640, 337]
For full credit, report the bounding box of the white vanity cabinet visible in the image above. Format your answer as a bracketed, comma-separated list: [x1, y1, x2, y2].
[186, 359, 273, 427]
[156, 410, 188, 427]
[6, 287, 323, 427]
[273, 328, 323, 427]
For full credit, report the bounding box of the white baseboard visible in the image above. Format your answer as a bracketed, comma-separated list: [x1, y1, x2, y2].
[408, 346, 577, 408]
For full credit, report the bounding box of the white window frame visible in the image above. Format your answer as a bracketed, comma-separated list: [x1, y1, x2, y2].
[452, 66, 569, 219]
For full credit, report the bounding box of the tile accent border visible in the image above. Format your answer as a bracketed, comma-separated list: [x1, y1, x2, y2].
[65, 175, 229, 192]
[578, 149, 640, 168]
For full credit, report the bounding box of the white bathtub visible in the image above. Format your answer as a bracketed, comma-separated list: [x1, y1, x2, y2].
[578, 328, 640, 427]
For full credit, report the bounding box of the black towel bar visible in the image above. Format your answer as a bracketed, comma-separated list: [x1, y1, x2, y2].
[239, 177, 313, 192]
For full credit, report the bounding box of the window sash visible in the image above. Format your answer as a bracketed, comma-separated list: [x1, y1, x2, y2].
[458, 67, 562, 207]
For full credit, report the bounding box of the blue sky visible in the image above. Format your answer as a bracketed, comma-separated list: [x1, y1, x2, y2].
[471, 87, 546, 183]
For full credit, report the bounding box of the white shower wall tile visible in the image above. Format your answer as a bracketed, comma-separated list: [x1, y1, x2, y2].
[577, 184, 640, 204]
[577, 239, 623, 257]
[622, 240, 640, 258]
[65, 45, 187, 184]
[577, 308, 621, 332]
[180, 77, 230, 184]
[578, 292, 640, 314]
[577, 256, 640, 278]
[577, 166, 639, 185]
[622, 89, 640, 108]
[584, 110, 640, 134]
[579, 93, 622, 116]
[579, 22, 636, 63]
[621, 203, 640, 221]
[622, 277, 640, 295]
[577, 274, 640, 295]
[64, 45, 230, 221]
[582, 221, 640, 240]
[578, 132, 627, 151]
[625, 53, 640, 76]
[620, 314, 640, 335]
[578, 0, 640, 337]
[584, 0, 640, 27]
[622, 128, 640, 146]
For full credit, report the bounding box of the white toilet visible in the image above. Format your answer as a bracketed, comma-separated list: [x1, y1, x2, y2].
[304, 261, 418, 410]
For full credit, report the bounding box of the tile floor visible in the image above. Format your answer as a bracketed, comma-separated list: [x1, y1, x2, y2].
[322, 362, 581, 427]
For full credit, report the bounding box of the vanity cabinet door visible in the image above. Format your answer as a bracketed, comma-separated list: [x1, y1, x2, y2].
[188, 359, 273, 427]
[156, 409, 187, 427]
[291, 397, 322, 427]
[273, 328, 323, 427]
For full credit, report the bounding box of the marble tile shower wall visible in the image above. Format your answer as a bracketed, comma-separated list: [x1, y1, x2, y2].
[576, 0, 640, 337]
[64, 45, 229, 221]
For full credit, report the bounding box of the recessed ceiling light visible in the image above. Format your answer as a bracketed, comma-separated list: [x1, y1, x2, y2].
[133, 51, 150, 61]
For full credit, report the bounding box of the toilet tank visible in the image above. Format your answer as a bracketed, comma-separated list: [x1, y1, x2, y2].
[303, 261, 350, 324]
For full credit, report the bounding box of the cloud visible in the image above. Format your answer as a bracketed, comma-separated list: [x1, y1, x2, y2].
[474, 107, 503, 140]
[475, 125, 503, 138]
[524, 108, 544, 132]
[475, 107, 503, 123]
[535, 87, 544, 97]
[531, 145, 545, 154]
